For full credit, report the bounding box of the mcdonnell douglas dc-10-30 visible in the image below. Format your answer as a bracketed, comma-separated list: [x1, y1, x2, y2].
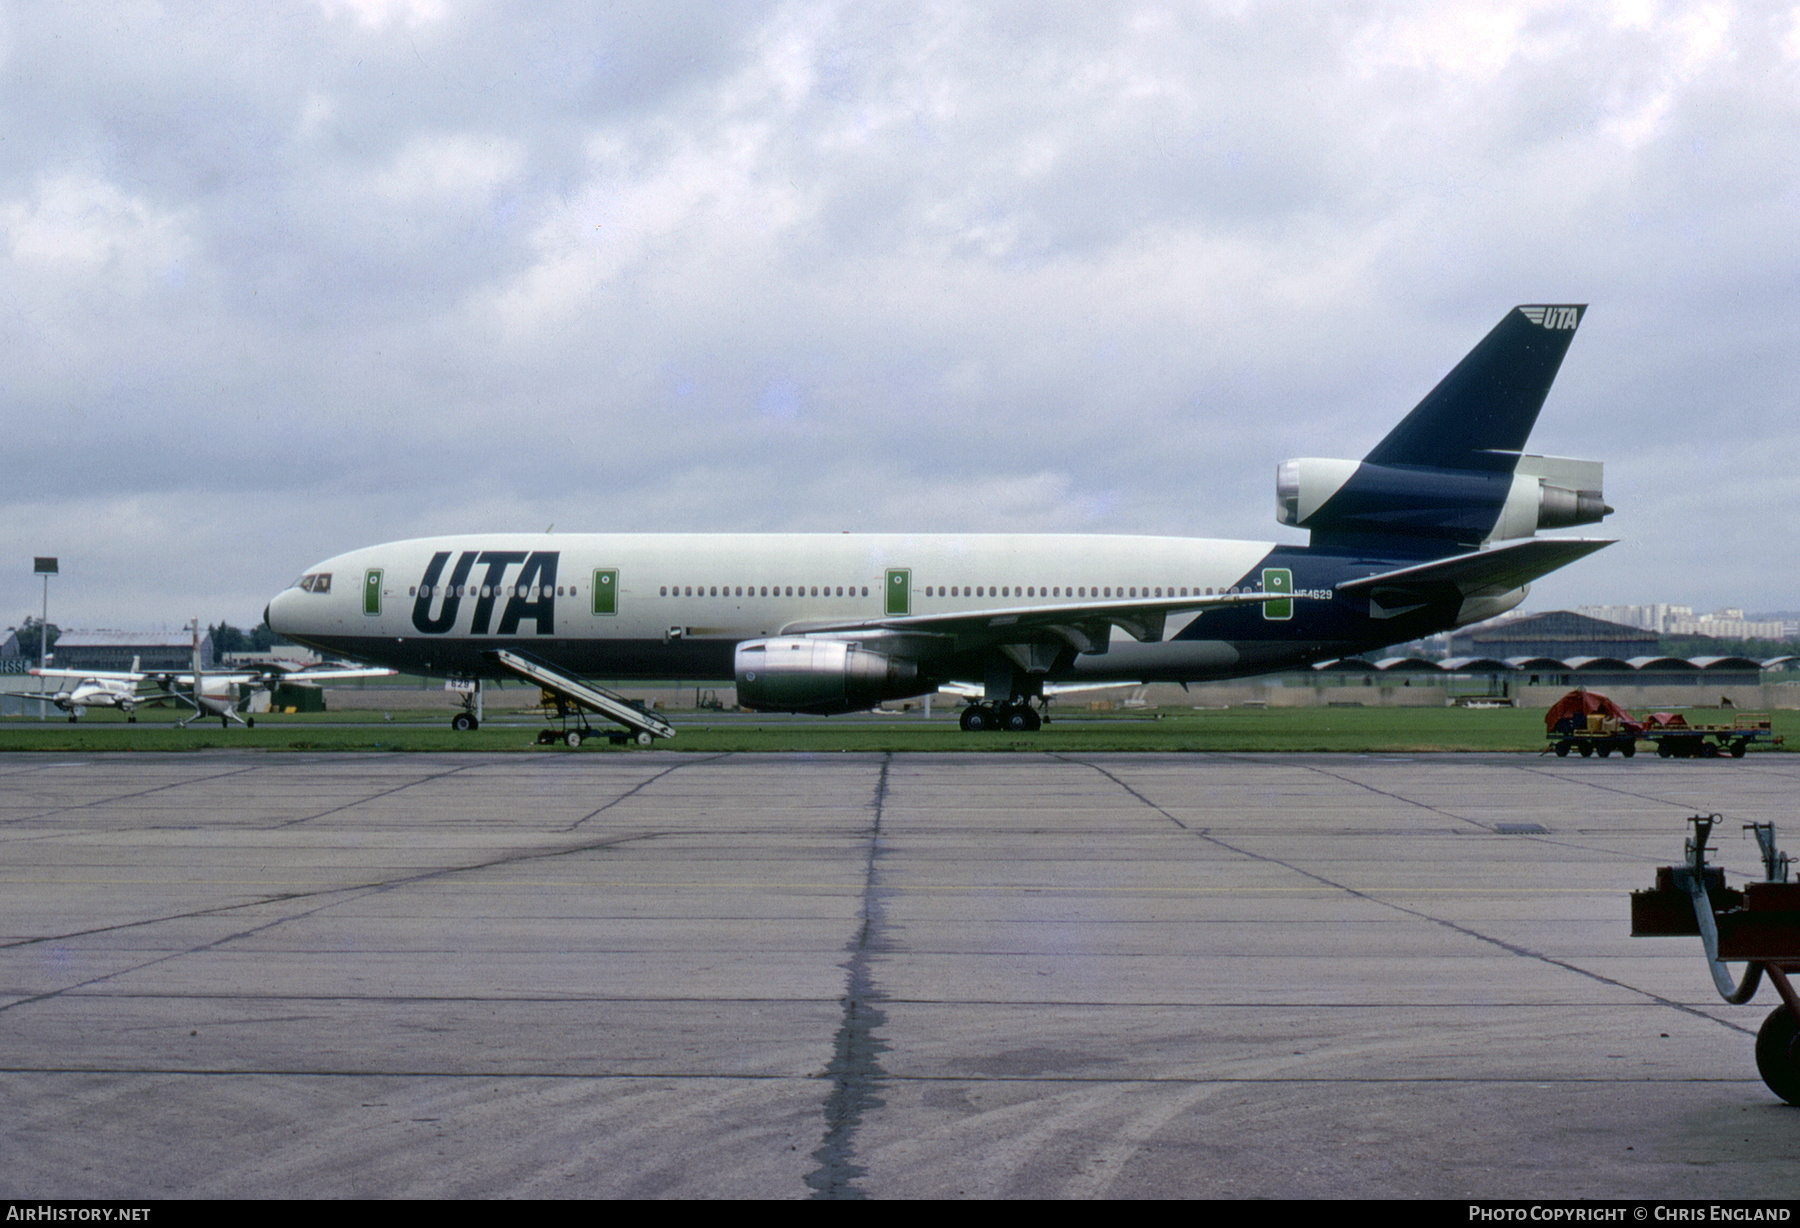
[267, 305, 1612, 744]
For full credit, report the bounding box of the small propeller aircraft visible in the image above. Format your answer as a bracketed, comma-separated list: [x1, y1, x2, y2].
[27, 621, 395, 727]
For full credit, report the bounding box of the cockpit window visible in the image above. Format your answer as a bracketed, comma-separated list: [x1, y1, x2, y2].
[297, 573, 332, 593]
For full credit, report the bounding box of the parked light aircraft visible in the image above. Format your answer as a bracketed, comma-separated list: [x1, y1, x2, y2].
[29, 621, 396, 726]
[12, 658, 146, 721]
[268, 305, 1612, 742]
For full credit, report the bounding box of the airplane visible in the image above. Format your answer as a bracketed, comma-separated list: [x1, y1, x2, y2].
[267, 304, 1612, 743]
[28, 621, 396, 727]
[10, 657, 147, 721]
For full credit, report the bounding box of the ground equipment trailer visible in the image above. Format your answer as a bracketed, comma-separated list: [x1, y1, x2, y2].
[1631, 815, 1800, 1103]
[1545, 689, 1780, 760]
[1545, 689, 1642, 758]
[1642, 710, 1781, 759]
[1549, 714, 1640, 758]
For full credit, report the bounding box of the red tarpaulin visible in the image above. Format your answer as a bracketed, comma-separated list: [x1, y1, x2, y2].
[1544, 689, 1643, 735]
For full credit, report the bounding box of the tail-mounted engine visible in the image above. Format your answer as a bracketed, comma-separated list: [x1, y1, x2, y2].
[1277, 454, 1608, 546]
[735, 637, 926, 715]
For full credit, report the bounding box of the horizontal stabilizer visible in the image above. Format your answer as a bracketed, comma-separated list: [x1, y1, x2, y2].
[1336, 537, 1613, 599]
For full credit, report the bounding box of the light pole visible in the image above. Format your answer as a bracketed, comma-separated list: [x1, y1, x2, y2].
[33, 558, 56, 721]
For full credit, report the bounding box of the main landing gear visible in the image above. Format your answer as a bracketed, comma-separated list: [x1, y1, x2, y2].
[959, 701, 1044, 733]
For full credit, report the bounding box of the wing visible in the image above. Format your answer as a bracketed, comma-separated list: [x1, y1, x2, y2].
[773, 590, 1291, 655]
[259, 666, 397, 683]
[29, 667, 147, 682]
[938, 679, 1146, 698]
[197, 666, 399, 687]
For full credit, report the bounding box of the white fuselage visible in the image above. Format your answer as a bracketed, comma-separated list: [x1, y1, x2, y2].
[267, 531, 1330, 686]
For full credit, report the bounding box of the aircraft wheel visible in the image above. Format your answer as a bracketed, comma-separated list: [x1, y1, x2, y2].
[565, 730, 583, 748]
[247, 716, 254, 728]
[68, 715, 78, 723]
[960, 705, 994, 732]
[999, 705, 1036, 733]
[535, 729, 555, 745]
[1755, 1006, 1800, 1105]
[127, 715, 136, 723]
[1553, 742, 1570, 758]
[636, 731, 653, 746]
[1732, 741, 1749, 759]
[1578, 744, 1593, 758]
[1621, 742, 1636, 758]
[452, 713, 478, 732]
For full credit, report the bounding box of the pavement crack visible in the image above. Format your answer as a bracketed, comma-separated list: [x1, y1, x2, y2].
[564, 754, 730, 831]
[805, 752, 891, 1200]
[1, 762, 267, 826]
[1062, 755, 1759, 1039]
[276, 759, 488, 827]
[0, 828, 662, 1016]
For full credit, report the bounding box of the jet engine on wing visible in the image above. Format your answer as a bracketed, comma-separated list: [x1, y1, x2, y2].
[734, 637, 924, 715]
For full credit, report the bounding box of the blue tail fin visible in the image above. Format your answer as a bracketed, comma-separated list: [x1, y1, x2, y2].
[1363, 305, 1584, 472]
[1276, 305, 1604, 555]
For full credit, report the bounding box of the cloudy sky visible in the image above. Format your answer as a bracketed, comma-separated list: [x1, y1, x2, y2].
[2, 0, 1795, 635]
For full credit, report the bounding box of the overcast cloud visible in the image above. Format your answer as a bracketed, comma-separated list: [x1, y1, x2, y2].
[3, 0, 1796, 633]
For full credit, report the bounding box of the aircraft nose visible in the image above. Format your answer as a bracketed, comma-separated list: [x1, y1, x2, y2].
[266, 587, 299, 637]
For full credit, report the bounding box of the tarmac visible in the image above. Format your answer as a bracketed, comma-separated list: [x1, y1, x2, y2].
[1, 749, 1797, 1199]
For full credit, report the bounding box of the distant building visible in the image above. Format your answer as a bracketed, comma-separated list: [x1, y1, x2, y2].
[1575, 604, 1788, 640]
[1449, 611, 1658, 659]
[45, 631, 213, 672]
[1576, 603, 1689, 634]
